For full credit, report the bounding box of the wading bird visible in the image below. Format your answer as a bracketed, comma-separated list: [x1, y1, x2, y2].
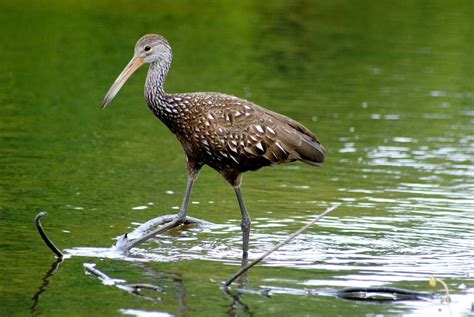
[102, 34, 325, 256]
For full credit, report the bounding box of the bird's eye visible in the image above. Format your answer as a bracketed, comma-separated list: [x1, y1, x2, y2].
[144, 45, 152, 52]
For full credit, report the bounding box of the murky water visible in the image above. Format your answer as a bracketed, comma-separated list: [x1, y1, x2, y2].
[1, 1, 473, 316]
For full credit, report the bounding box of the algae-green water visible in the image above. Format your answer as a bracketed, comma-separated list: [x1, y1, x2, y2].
[1, 1, 473, 316]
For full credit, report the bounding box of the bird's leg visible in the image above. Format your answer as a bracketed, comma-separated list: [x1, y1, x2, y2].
[234, 186, 251, 258]
[239, 241, 249, 286]
[222, 171, 252, 258]
[175, 164, 201, 224]
[157, 160, 202, 229]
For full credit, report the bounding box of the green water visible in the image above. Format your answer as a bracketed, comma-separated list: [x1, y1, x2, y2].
[1, 1, 473, 316]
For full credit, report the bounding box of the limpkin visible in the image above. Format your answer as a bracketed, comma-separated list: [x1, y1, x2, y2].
[102, 34, 325, 256]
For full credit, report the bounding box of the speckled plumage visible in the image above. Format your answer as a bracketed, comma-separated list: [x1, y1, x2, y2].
[139, 35, 325, 186]
[102, 34, 325, 256]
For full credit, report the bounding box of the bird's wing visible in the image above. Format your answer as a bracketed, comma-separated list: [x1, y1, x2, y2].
[199, 93, 325, 167]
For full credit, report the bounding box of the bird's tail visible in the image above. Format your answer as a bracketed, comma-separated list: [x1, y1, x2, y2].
[296, 138, 325, 167]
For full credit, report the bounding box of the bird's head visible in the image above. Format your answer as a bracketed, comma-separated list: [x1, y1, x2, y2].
[101, 34, 172, 109]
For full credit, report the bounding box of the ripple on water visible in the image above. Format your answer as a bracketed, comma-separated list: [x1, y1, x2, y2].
[67, 202, 473, 285]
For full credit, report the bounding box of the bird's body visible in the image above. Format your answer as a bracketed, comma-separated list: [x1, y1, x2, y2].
[146, 90, 324, 184]
[102, 34, 325, 255]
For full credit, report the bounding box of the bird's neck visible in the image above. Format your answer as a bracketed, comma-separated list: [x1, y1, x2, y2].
[145, 61, 170, 107]
[144, 59, 184, 133]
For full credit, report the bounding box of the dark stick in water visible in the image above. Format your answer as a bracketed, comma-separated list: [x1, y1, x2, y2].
[337, 286, 436, 301]
[35, 212, 63, 259]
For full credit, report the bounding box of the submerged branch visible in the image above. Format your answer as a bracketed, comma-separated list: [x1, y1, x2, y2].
[84, 262, 164, 301]
[235, 287, 271, 297]
[126, 283, 165, 292]
[35, 212, 63, 259]
[222, 204, 339, 288]
[84, 263, 117, 284]
[114, 214, 213, 252]
[337, 286, 436, 301]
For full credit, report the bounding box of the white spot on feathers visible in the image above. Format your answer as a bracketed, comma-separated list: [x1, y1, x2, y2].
[244, 147, 253, 155]
[229, 155, 240, 164]
[255, 125, 264, 133]
[267, 127, 275, 135]
[275, 142, 287, 154]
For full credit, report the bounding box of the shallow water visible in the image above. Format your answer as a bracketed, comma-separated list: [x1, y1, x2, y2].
[1, 0, 473, 316]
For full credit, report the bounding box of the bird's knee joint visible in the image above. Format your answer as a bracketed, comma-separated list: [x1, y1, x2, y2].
[241, 218, 251, 231]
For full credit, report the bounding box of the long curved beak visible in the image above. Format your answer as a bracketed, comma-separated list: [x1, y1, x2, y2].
[101, 56, 144, 109]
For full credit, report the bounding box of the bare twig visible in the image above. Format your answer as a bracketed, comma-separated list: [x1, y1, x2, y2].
[222, 204, 339, 288]
[35, 212, 63, 259]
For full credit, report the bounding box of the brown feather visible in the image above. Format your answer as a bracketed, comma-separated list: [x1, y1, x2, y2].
[157, 92, 325, 172]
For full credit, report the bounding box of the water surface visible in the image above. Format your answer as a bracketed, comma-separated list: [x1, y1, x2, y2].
[1, 1, 473, 316]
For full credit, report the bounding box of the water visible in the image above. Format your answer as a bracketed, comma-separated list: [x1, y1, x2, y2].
[1, 0, 473, 316]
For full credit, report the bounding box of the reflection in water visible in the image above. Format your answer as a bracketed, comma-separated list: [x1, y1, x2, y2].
[222, 286, 252, 317]
[84, 262, 189, 315]
[31, 259, 63, 315]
